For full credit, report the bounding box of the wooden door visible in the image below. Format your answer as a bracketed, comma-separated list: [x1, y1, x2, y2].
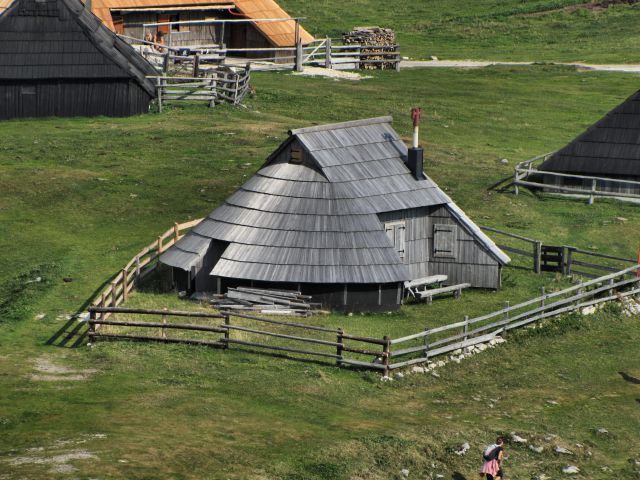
[157, 14, 170, 33]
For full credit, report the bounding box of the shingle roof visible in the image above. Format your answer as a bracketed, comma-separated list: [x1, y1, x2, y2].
[540, 89, 640, 177]
[0, 0, 157, 95]
[0, 0, 313, 47]
[160, 117, 509, 284]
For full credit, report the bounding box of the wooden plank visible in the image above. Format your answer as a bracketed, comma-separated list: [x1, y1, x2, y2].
[340, 333, 387, 346]
[404, 275, 448, 289]
[221, 324, 340, 347]
[90, 306, 225, 318]
[498, 245, 534, 257]
[339, 358, 386, 370]
[480, 226, 537, 243]
[89, 319, 225, 333]
[90, 332, 224, 348]
[221, 311, 337, 333]
[222, 338, 339, 359]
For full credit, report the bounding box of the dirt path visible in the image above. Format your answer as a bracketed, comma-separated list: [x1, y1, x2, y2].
[401, 59, 640, 73]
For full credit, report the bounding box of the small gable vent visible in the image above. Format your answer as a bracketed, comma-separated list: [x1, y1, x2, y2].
[289, 147, 303, 164]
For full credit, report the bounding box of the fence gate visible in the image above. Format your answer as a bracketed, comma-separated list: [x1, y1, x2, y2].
[541, 245, 565, 273]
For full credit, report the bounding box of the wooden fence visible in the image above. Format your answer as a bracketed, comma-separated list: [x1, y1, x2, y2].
[481, 226, 637, 278]
[89, 218, 204, 321]
[150, 66, 251, 111]
[88, 307, 389, 372]
[387, 264, 640, 371]
[514, 153, 640, 203]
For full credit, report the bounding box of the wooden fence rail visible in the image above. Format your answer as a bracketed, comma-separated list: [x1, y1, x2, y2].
[480, 226, 636, 276]
[514, 153, 640, 203]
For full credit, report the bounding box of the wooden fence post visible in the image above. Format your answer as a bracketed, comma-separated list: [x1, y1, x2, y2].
[295, 39, 303, 72]
[503, 301, 510, 337]
[156, 77, 163, 113]
[463, 315, 469, 352]
[162, 307, 167, 340]
[157, 235, 162, 254]
[173, 222, 180, 242]
[135, 256, 141, 279]
[533, 240, 542, 274]
[193, 54, 200, 77]
[223, 314, 230, 348]
[111, 281, 117, 307]
[162, 52, 170, 74]
[394, 45, 401, 72]
[514, 169, 519, 196]
[608, 278, 615, 297]
[325, 37, 332, 69]
[336, 328, 344, 366]
[88, 310, 96, 343]
[565, 246, 573, 276]
[588, 178, 596, 205]
[100, 292, 106, 321]
[121, 268, 128, 302]
[382, 335, 390, 376]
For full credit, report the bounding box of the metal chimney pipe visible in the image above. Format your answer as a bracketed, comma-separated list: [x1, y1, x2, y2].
[411, 107, 421, 148]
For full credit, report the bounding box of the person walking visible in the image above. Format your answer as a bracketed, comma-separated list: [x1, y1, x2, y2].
[480, 436, 505, 480]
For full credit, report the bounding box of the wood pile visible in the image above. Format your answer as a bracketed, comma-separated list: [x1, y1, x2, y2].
[342, 26, 398, 70]
[209, 287, 321, 316]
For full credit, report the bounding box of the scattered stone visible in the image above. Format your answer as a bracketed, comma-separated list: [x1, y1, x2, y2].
[575, 443, 583, 448]
[601, 466, 612, 472]
[436, 360, 446, 368]
[555, 446, 574, 455]
[394, 372, 404, 379]
[431, 371, 440, 378]
[529, 445, 544, 453]
[544, 434, 557, 441]
[562, 465, 579, 474]
[500, 159, 509, 165]
[25, 276, 42, 284]
[535, 474, 550, 480]
[380, 376, 393, 382]
[400, 468, 410, 477]
[452, 349, 462, 355]
[546, 400, 559, 405]
[616, 217, 628, 222]
[472, 396, 482, 402]
[129, 193, 138, 198]
[451, 356, 461, 364]
[435, 475, 444, 479]
[477, 344, 488, 352]
[430, 56, 438, 61]
[510, 432, 527, 444]
[35, 313, 46, 320]
[581, 305, 596, 315]
[454, 442, 470, 456]
[411, 366, 425, 374]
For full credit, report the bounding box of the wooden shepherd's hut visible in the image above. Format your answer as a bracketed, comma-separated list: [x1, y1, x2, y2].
[538, 88, 640, 195]
[160, 117, 510, 311]
[0, 0, 157, 119]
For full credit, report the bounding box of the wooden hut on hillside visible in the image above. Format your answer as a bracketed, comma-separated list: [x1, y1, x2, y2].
[0, 0, 314, 54]
[0, 0, 157, 119]
[537, 89, 640, 195]
[159, 117, 509, 312]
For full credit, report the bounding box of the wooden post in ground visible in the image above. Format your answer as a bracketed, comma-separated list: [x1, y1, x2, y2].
[156, 77, 163, 113]
[111, 281, 117, 307]
[325, 37, 332, 69]
[135, 256, 141, 279]
[223, 314, 230, 348]
[295, 39, 303, 72]
[193, 54, 200, 77]
[121, 269, 128, 302]
[157, 235, 162, 254]
[100, 292, 106, 321]
[608, 278, 615, 297]
[173, 222, 180, 243]
[588, 178, 596, 205]
[503, 301, 510, 337]
[395, 45, 401, 72]
[424, 329, 429, 359]
[88, 310, 96, 343]
[514, 169, 519, 195]
[533, 240, 542, 274]
[162, 52, 170, 74]
[382, 335, 391, 376]
[565, 246, 573, 276]
[463, 315, 469, 353]
[336, 328, 344, 366]
[161, 307, 167, 339]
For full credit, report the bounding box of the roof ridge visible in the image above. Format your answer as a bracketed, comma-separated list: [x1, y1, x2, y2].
[289, 116, 393, 136]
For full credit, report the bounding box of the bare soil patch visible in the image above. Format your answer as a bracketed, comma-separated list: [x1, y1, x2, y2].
[30, 356, 97, 382]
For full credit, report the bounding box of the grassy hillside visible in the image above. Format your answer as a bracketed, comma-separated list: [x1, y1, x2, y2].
[1, 67, 640, 479]
[280, 0, 640, 63]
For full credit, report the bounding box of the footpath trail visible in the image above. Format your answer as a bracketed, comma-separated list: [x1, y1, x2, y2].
[401, 59, 640, 73]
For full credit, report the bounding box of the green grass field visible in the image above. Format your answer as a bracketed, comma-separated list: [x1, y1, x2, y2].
[281, 0, 640, 63]
[2, 66, 640, 478]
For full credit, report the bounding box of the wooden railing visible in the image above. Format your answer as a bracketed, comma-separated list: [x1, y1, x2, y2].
[514, 153, 640, 203]
[150, 66, 251, 111]
[387, 264, 640, 371]
[89, 218, 204, 322]
[88, 307, 389, 371]
[480, 226, 637, 277]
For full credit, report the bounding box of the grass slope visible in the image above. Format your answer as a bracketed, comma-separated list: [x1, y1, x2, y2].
[280, 0, 640, 63]
[1, 67, 640, 478]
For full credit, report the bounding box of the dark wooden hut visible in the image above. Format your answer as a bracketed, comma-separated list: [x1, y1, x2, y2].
[0, 0, 157, 120]
[538, 89, 640, 195]
[160, 117, 510, 311]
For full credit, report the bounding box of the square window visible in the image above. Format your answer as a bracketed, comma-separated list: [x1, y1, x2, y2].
[433, 223, 457, 259]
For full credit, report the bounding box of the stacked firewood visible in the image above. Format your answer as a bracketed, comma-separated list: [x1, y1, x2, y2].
[209, 287, 321, 316]
[342, 26, 398, 70]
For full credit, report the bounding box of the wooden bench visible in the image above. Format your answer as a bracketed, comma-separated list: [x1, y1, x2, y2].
[418, 283, 471, 304]
[404, 275, 448, 299]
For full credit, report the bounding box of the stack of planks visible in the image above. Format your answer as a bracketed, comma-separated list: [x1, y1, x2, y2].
[209, 287, 319, 316]
[342, 26, 397, 70]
